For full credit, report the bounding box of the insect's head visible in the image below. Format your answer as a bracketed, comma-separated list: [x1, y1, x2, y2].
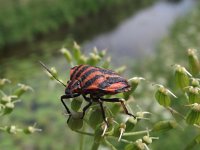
[65, 79, 81, 95]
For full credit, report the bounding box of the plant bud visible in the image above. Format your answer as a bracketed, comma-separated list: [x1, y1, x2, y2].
[155, 87, 171, 107]
[186, 103, 200, 125]
[0, 78, 11, 88]
[24, 126, 42, 134]
[3, 102, 15, 115]
[87, 53, 101, 66]
[102, 57, 111, 69]
[188, 49, 200, 76]
[78, 55, 88, 64]
[6, 125, 22, 134]
[187, 86, 200, 104]
[174, 65, 191, 90]
[136, 111, 151, 120]
[152, 120, 177, 132]
[99, 49, 107, 58]
[1, 95, 17, 104]
[118, 123, 126, 141]
[115, 66, 126, 74]
[93, 47, 99, 54]
[14, 84, 33, 97]
[124, 77, 145, 100]
[135, 139, 146, 150]
[191, 78, 200, 87]
[125, 117, 137, 131]
[73, 42, 81, 61]
[89, 108, 103, 129]
[143, 135, 152, 145]
[71, 97, 83, 111]
[67, 116, 83, 130]
[60, 48, 72, 63]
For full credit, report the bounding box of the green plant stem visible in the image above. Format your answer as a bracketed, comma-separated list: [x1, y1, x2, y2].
[104, 139, 117, 150]
[91, 142, 100, 150]
[123, 130, 150, 137]
[108, 136, 132, 144]
[79, 126, 86, 150]
[167, 107, 185, 120]
[74, 130, 94, 136]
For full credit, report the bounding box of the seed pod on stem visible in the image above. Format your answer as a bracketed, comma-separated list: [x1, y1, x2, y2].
[0, 78, 11, 88]
[152, 120, 178, 132]
[191, 78, 200, 87]
[188, 48, 200, 76]
[124, 77, 145, 100]
[154, 84, 177, 107]
[0, 94, 18, 104]
[102, 57, 111, 69]
[115, 66, 126, 74]
[67, 112, 83, 130]
[14, 83, 33, 97]
[118, 123, 126, 141]
[24, 124, 42, 134]
[185, 86, 200, 104]
[125, 117, 137, 131]
[125, 139, 148, 150]
[174, 64, 192, 90]
[71, 97, 83, 111]
[99, 49, 107, 58]
[73, 42, 81, 61]
[60, 47, 72, 63]
[186, 103, 200, 125]
[6, 125, 22, 134]
[87, 53, 101, 66]
[3, 100, 20, 115]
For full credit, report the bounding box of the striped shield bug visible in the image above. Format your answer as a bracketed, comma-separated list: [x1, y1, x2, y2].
[40, 62, 135, 126]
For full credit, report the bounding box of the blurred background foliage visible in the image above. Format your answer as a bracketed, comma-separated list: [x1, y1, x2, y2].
[1, 0, 200, 149]
[0, 0, 155, 57]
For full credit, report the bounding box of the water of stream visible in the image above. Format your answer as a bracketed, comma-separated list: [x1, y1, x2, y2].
[83, 0, 196, 63]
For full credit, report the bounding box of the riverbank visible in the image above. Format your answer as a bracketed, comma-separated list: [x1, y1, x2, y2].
[0, 0, 156, 59]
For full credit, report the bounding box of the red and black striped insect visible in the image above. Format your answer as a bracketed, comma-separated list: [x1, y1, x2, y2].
[40, 62, 135, 125]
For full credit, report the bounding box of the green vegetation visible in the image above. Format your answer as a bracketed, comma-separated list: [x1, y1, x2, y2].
[2, 42, 200, 149]
[0, 79, 41, 140]
[46, 44, 200, 150]
[1, 1, 200, 150]
[131, 2, 200, 149]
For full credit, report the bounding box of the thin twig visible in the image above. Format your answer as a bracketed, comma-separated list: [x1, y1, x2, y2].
[107, 136, 132, 144]
[104, 139, 117, 150]
[123, 130, 150, 137]
[167, 107, 185, 120]
[74, 130, 94, 136]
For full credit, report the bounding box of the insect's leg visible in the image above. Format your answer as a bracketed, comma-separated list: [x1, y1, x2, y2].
[82, 94, 91, 102]
[81, 95, 92, 119]
[98, 100, 109, 126]
[61, 95, 71, 114]
[100, 98, 136, 118]
[81, 101, 93, 119]
[61, 93, 80, 122]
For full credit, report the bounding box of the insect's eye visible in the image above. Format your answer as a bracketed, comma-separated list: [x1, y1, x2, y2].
[76, 81, 80, 86]
[75, 81, 81, 88]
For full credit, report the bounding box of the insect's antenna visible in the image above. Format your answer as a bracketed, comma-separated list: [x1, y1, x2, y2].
[39, 61, 66, 87]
